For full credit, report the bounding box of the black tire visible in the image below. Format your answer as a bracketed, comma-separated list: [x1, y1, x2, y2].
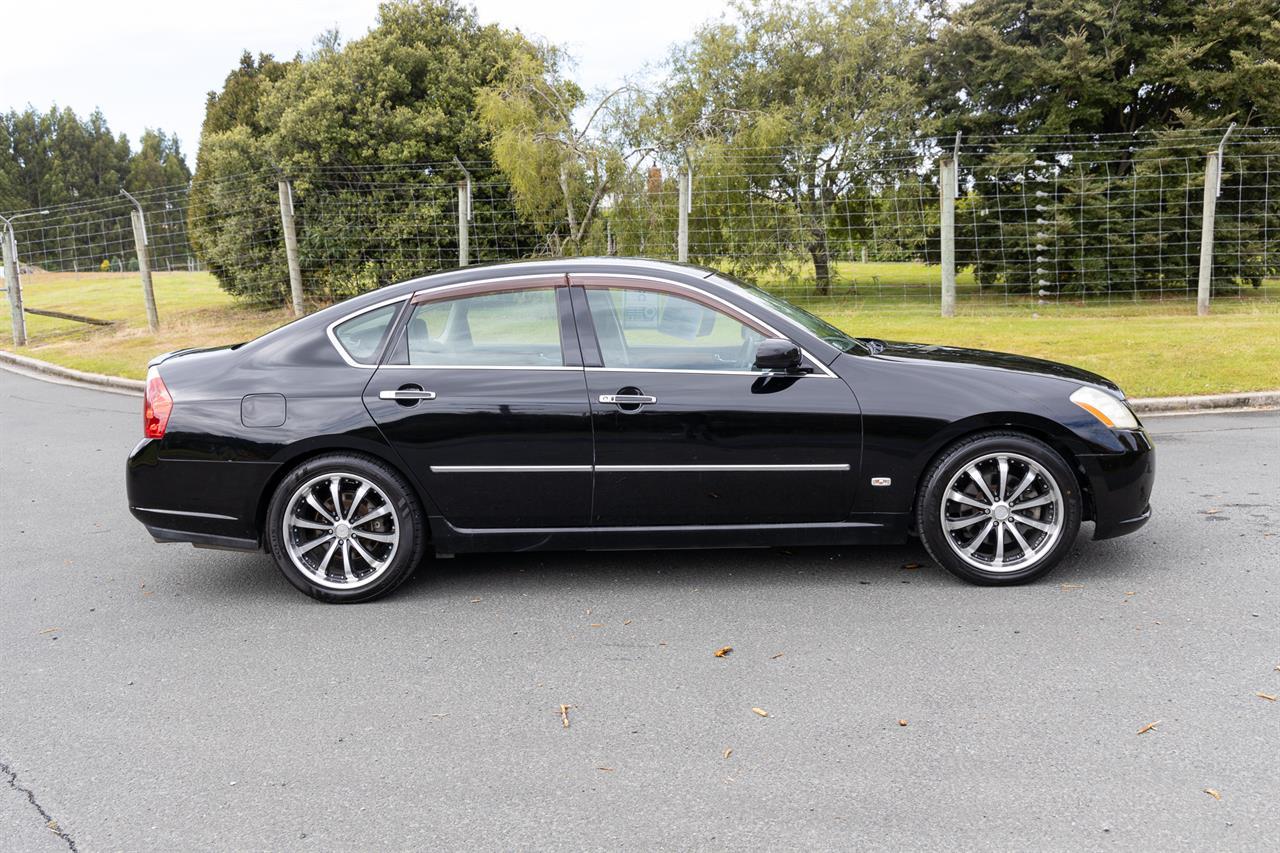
[916, 431, 1081, 585]
[265, 452, 427, 603]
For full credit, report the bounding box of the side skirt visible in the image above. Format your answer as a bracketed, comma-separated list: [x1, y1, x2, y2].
[427, 515, 911, 555]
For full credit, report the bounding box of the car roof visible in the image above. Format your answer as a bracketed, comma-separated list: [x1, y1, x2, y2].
[385, 256, 718, 298]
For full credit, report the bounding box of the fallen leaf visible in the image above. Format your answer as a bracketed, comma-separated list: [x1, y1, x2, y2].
[1137, 720, 1161, 735]
[1204, 788, 1222, 801]
[1125, 591, 1135, 596]
[1256, 692, 1277, 702]
[901, 562, 921, 570]
[623, 619, 632, 625]
[559, 704, 571, 728]
[469, 597, 482, 603]
[1203, 507, 1221, 515]
[751, 707, 769, 717]
[714, 646, 733, 657]
[722, 747, 733, 759]
[597, 766, 614, 772]
[38, 627, 59, 635]
[770, 652, 785, 660]
[898, 719, 908, 727]
[1060, 583, 1084, 591]
[589, 623, 604, 628]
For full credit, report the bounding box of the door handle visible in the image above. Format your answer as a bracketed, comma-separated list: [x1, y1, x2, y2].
[599, 394, 657, 406]
[379, 386, 437, 402]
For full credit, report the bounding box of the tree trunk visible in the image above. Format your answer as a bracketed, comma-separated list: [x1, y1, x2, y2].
[808, 227, 832, 295]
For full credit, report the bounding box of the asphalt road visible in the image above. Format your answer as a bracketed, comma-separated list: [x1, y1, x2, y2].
[1, 367, 1277, 852]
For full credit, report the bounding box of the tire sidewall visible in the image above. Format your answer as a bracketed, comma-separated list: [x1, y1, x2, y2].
[266, 453, 426, 603]
[919, 433, 1082, 585]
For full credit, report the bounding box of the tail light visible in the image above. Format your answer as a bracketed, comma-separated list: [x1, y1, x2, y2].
[143, 367, 174, 438]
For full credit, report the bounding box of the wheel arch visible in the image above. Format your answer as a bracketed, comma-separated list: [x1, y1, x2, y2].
[253, 436, 437, 545]
[909, 413, 1096, 525]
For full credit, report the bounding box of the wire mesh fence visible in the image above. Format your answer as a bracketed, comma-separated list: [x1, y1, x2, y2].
[2, 128, 1277, 341]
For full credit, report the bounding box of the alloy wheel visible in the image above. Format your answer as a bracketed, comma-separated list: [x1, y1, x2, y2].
[282, 472, 400, 590]
[939, 452, 1064, 572]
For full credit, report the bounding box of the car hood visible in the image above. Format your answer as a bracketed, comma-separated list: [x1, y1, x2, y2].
[866, 340, 1122, 396]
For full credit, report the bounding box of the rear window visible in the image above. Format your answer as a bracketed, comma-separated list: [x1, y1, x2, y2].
[332, 303, 399, 364]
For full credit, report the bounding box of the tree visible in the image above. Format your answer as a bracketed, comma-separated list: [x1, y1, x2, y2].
[922, 0, 1280, 294]
[190, 1, 551, 305]
[652, 0, 928, 293]
[478, 48, 652, 255]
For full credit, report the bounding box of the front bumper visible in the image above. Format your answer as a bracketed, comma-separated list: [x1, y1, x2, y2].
[1078, 428, 1156, 540]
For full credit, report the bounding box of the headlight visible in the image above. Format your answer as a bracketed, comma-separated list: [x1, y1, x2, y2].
[1070, 386, 1139, 429]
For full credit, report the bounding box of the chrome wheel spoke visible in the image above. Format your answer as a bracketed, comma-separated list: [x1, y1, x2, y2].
[997, 456, 1009, 501]
[351, 505, 392, 527]
[966, 466, 996, 504]
[317, 538, 340, 576]
[346, 483, 372, 520]
[948, 490, 989, 510]
[290, 517, 331, 531]
[305, 493, 336, 523]
[992, 523, 1005, 567]
[963, 519, 995, 555]
[341, 540, 355, 582]
[329, 477, 344, 520]
[1012, 513, 1053, 533]
[1006, 470, 1037, 504]
[1006, 520, 1033, 557]
[946, 514, 987, 531]
[1012, 494, 1054, 511]
[353, 529, 395, 543]
[297, 533, 334, 554]
[350, 538, 386, 570]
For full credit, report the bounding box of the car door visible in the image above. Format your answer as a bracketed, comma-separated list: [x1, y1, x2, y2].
[569, 274, 862, 526]
[362, 275, 593, 530]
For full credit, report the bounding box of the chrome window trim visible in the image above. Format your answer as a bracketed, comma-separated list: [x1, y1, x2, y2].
[575, 273, 838, 379]
[584, 366, 836, 379]
[428, 463, 850, 473]
[409, 273, 565, 303]
[375, 364, 581, 372]
[326, 295, 411, 368]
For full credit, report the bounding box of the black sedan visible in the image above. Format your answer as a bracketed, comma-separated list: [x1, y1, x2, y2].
[127, 258, 1154, 602]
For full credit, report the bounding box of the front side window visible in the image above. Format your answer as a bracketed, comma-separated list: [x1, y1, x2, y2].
[406, 288, 562, 367]
[585, 287, 767, 371]
[332, 302, 400, 364]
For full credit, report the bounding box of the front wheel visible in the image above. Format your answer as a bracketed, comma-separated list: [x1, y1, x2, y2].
[265, 453, 427, 602]
[917, 432, 1081, 585]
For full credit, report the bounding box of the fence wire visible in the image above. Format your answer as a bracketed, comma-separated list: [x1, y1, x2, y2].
[3, 130, 1277, 322]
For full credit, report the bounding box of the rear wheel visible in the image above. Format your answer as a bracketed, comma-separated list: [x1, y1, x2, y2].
[917, 432, 1081, 585]
[266, 453, 426, 602]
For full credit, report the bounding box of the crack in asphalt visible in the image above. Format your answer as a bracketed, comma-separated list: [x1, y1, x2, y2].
[0, 759, 78, 852]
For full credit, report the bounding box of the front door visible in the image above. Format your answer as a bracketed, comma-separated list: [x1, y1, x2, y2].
[363, 277, 593, 530]
[570, 276, 861, 527]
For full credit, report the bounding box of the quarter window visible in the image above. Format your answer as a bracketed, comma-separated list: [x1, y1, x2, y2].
[332, 303, 400, 365]
[585, 287, 767, 371]
[406, 288, 562, 367]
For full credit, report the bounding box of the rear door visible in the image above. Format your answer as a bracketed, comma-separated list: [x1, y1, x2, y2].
[362, 275, 593, 530]
[570, 274, 861, 527]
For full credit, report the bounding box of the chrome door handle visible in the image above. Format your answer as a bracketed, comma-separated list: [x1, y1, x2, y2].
[379, 389, 437, 401]
[599, 394, 657, 405]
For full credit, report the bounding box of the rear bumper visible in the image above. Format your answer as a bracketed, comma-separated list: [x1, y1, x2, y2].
[127, 438, 274, 549]
[1079, 428, 1156, 541]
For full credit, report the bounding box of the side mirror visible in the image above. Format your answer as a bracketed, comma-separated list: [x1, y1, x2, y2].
[754, 338, 802, 372]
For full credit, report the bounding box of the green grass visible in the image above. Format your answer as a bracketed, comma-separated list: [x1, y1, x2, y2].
[3, 267, 1278, 397]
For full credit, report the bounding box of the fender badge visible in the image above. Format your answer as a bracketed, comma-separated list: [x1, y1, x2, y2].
[871, 477, 892, 487]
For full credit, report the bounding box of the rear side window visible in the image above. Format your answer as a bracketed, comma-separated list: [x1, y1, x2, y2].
[406, 288, 562, 367]
[332, 303, 399, 364]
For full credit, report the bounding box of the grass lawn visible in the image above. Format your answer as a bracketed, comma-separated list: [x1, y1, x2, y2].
[2, 268, 1277, 397]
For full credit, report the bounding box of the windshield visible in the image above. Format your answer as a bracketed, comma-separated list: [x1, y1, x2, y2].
[710, 273, 865, 354]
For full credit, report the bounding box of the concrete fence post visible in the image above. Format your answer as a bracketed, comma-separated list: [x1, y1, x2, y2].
[939, 155, 957, 318]
[457, 181, 470, 267]
[1196, 151, 1220, 316]
[677, 167, 690, 263]
[2, 226, 26, 346]
[278, 180, 305, 317]
[129, 209, 159, 333]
